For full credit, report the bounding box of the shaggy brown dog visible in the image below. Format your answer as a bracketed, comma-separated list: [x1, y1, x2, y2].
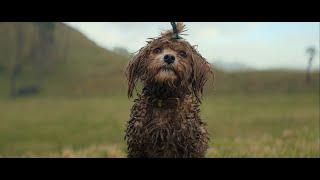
[125, 22, 214, 158]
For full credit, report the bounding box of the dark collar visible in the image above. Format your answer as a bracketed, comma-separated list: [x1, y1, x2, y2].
[148, 97, 181, 108]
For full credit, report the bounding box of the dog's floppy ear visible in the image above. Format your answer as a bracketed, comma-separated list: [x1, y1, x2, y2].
[125, 46, 149, 98]
[190, 49, 214, 102]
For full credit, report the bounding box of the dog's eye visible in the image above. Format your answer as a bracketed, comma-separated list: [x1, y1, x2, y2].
[153, 48, 162, 54]
[179, 51, 187, 58]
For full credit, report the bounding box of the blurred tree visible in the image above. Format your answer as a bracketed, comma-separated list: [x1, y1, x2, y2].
[305, 46, 316, 84]
[10, 23, 24, 97]
[62, 27, 70, 63]
[32, 22, 56, 83]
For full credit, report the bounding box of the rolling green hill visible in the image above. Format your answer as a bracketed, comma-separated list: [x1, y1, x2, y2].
[0, 22, 129, 97]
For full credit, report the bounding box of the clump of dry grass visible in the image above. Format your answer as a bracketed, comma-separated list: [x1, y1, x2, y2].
[20, 144, 126, 158]
[58, 144, 126, 158]
[206, 128, 319, 158]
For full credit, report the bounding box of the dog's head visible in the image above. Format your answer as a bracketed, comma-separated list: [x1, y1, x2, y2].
[126, 22, 213, 101]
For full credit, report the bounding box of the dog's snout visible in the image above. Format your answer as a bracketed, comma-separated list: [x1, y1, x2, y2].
[163, 54, 175, 64]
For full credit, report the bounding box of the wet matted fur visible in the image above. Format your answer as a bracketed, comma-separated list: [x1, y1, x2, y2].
[124, 22, 214, 158]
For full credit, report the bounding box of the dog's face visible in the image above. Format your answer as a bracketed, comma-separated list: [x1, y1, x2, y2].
[126, 28, 213, 101]
[148, 41, 193, 86]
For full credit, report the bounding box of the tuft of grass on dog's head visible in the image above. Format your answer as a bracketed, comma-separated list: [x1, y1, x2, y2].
[125, 22, 214, 102]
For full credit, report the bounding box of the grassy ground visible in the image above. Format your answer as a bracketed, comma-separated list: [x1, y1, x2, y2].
[0, 92, 318, 157]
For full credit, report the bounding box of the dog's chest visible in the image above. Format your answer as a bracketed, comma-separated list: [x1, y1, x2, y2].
[139, 98, 192, 129]
[150, 106, 180, 124]
[132, 97, 204, 138]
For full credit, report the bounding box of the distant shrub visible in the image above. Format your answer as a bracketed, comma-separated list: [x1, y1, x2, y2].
[0, 64, 4, 74]
[113, 47, 132, 58]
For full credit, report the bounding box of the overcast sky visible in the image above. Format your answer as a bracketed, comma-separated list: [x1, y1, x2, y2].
[65, 22, 320, 70]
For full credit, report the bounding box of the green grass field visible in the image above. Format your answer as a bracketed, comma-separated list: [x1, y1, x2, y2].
[0, 92, 318, 157]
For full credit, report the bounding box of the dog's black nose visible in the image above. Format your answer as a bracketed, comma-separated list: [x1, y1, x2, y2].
[163, 54, 175, 64]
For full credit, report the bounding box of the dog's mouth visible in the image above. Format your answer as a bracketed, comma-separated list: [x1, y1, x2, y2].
[159, 65, 175, 73]
[154, 65, 178, 83]
[157, 66, 178, 77]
